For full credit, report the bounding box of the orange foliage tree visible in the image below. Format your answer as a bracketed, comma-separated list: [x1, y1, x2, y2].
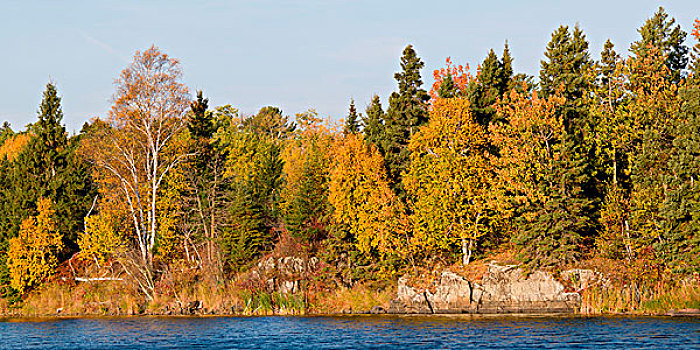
[429, 57, 473, 100]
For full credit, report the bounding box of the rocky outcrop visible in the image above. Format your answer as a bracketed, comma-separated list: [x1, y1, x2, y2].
[476, 264, 580, 314]
[388, 263, 588, 315]
[252, 256, 321, 294]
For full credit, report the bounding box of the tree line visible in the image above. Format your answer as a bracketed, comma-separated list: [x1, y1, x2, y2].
[0, 7, 698, 301]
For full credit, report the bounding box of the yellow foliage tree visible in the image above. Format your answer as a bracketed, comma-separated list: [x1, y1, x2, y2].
[0, 132, 31, 162]
[7, 197, 62, 294]
[328, 133, 406, 259]
[79, 211, 125, 267]
[404, 98, 491, 265]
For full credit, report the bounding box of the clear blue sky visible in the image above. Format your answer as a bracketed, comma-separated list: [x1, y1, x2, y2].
[1, 0, 698, 133]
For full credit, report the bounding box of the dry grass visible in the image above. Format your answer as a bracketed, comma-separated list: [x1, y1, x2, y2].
[581, 281, 700, 314]
[310, 283, 395, 314]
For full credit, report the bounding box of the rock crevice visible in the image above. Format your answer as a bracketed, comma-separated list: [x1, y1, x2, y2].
[388, 264, 587, 314]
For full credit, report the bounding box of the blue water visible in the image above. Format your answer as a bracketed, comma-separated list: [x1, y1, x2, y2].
[0, 315, 698, 349]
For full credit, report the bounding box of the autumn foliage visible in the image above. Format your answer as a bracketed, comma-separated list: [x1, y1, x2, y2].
[1, 8, 699, 313]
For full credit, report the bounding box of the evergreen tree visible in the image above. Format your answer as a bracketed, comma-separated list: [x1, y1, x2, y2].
[436, 73, 458, 99]
[2, 83, 94, 252]
[362, 95, 385, 151]
[500, 42, 514, 92]
[383, 45, 430, 197]
[470, 48, 513, 126]
[0, 83, 95, 299]
[343, 99, 360, 135]
[513, 138, 592, 268]
[283, 157, 329, 244]
[660, 79, 700, 273]
[630, 7, 688, 84]
[0, 122, 12, 145]
[220, 175, 270, 272]
[188, 90, 214, 139]
[539, 25, 594, 134]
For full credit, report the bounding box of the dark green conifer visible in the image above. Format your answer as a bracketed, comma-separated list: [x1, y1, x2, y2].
[188, 90, 214, 139]
[362, 95, 385, 151]
[383, 45, 429, 197]
[437, 74, 457, 99]
[343, 99, 360, 135]
[630, 6, 688, 84]
[514, 138, 592, 268]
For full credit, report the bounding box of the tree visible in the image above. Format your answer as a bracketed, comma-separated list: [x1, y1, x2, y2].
[7, 198, 62, 294]
[329, 133, 406, 262]
[539, 25, 594, 136]
[281, 111, 333, 246]
[491, 90, 591, 268]
[80, 46, 191, 299]
[404, 98, 492, 265]
[660, 77, 700, 272]
[689, 19, 700, 83]
[630, 6, 688, 84]
[383, 45, 430, 197]
[343, 99, 360, 135]
[0, 122, 13, 145]
[216, 107, 289, 270]
[180, 92, 231, 275]
[470, 46, 515, 126]
[188, 90, 214, 139]
[589, 40, 635, 259]
[429, 57, 472, 100]
[0, 83, 95, 300]
[362, 95, 385, 150]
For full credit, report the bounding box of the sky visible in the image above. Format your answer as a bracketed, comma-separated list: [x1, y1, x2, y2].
[0, 0, 698, 133]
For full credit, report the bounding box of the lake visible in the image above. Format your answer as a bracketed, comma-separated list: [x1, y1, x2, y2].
[1, 315, 698, 349]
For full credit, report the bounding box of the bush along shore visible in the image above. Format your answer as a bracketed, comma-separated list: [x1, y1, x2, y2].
[1, 7, 700, 317]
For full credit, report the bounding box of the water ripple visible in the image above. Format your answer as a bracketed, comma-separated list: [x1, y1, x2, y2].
[0, 315, 698, 350]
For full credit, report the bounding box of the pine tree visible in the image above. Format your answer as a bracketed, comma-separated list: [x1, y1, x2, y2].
[383, 45, 430, 197]
[343, 99, 360, 135]
[630, 7, 688, 84]
[362, 94, 385, 151]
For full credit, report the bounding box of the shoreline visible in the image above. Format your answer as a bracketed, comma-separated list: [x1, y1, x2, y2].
[3, 309, 699, 321]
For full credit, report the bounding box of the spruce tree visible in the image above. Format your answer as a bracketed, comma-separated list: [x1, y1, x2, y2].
[630, 6, 688, 84]
[383, 45, 429, 197]
[436, 74, 458, 99]
[470, 48, 513, 126]
[362, 95, 385, 151]
[188, 90, 214, 139]
[513, 138, 592, 268]
[343, 99, 360, 135]
[540, 25, 594, 135]
[660, 85, 700, 273]
[0, 83, 95, 299]
[5, 83, 94, 252]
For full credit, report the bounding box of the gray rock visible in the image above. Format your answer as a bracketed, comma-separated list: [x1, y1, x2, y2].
[389, 263, 582, 315]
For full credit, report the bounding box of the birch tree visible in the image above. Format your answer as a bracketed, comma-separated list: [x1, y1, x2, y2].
[81, 46, 191, 299]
